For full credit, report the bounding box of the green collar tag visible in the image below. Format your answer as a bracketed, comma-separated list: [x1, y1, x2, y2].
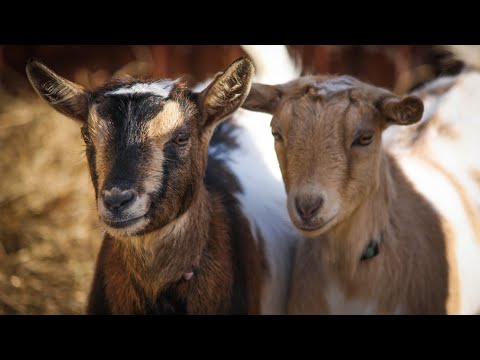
[360, 233, 382, 261]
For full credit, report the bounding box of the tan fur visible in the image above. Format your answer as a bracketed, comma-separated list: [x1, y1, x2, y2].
[288, 153, 451, 314]
[88, 107, 111, 188]
[142, 145, 164, 195]
[406, 115, 461, 147]
[427, 115, 461, 141]
[147, 101, 184, 138]
[424, 157, 480, 245]
[471, 169, 480, 188]
[437, 121, 461, 140]
[407, 129, 480, 246]
[442, 219, 461, 314]
[244, 74, 476, 314]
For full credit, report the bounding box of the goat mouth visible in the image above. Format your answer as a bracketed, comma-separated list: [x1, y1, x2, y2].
[296, 216, 335, 233]
[102, 215, 145, 229]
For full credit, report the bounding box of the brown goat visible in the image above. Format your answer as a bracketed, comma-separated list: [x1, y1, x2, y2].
[243, 73, 480, 314]
[26, 57, 271, 314]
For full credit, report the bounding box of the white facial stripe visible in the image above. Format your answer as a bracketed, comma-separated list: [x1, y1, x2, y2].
[105, 79, 179, 97]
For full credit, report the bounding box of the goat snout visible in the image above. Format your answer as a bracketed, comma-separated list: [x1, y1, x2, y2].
[102, 188, 136, 212]
[295, 195, 323, 221]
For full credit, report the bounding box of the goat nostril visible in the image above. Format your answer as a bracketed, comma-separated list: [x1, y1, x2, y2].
[103, 189, 135, 210]
[310, 197, 323, 215]
[295, 196, 324, 220]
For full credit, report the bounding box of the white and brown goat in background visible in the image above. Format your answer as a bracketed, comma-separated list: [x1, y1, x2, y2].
[26, 45, 300, 314]
[243, 50, 480, 314]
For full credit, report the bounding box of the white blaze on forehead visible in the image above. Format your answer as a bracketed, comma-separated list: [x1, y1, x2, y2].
[105, 79, 179, 97]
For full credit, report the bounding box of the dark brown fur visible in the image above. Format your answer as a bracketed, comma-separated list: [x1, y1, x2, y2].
[27, 57, 265, 315]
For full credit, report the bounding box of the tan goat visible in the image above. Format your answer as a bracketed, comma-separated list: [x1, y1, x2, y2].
[242, 71, 480, 314]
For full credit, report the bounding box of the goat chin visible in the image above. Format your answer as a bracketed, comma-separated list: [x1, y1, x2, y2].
[102, 217, 151, 238]
[295, 217, 338, 238]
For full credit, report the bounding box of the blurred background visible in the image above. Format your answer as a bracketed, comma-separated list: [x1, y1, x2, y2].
[0, 45, 466, 314]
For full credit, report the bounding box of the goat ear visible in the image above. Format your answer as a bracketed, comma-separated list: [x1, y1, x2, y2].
[379, 95, 424, 126]
[242, 83, 282, 114]
[26, 59, 88, 122]
[199, 57, 254, 128]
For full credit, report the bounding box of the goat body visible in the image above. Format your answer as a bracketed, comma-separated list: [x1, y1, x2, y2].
[243, 66, 480, 314]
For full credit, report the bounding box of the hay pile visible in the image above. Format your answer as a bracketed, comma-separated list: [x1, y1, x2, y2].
[0, 84, 102, 314]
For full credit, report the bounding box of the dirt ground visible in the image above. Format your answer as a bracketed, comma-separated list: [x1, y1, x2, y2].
[0, 81, 102, 314]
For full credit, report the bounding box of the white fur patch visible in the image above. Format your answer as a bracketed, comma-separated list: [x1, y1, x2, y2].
[106, 80, 179, 97]
[410, 72, 480, 314]
[223, 46, 302, 314]
[397, 156, 480, 314]
[211, 108, 299, 315]
[200, 46, 302, 314]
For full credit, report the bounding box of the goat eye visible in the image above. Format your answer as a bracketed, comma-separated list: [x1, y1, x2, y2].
[352, 133, 374, 147]
[173, 133, 189, 146]
[272, 129, 283, 142]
